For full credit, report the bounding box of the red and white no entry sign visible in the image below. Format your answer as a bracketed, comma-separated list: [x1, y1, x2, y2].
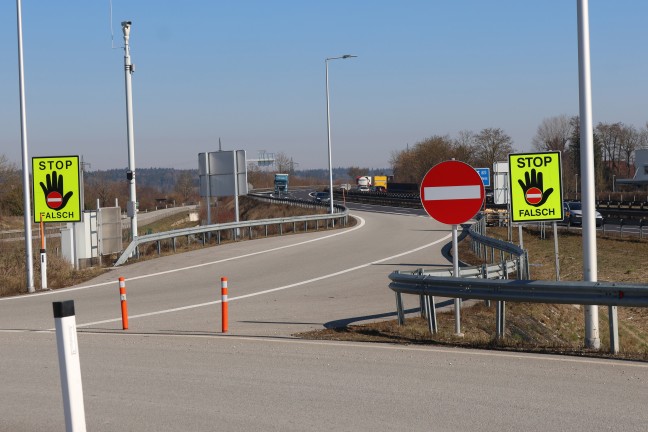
[525, 187, 542, 205]
[420, 160, 485, 225]
[46, 191, 63, 209]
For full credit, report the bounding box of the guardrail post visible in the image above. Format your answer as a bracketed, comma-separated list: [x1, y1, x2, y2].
[482, 264, 491, 307]
[609, 306, 619, 354]
[221, 277, 228, 333]
[496, 301, 506, 339]
[157, 240, 161, 255]
[217, 231, 221, 245]
[424, 295, 437, 334]
[395, 291, 405, 325]
[419, 295, 426, 318]
[119, 277, 129, 330]
[172, 237, 176, 252]
[619, 218, 624, 237]
[279, 223, 283, 236]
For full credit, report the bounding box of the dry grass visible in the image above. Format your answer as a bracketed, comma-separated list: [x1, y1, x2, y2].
[299, 224, 648, 360]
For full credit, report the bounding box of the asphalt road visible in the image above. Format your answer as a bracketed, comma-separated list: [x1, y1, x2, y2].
[1, 204, 647, 431]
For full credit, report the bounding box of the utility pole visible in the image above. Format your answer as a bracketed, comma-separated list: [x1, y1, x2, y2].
[122, 21, 138, 244]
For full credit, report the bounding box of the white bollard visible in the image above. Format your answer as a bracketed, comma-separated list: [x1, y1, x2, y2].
[53, 301, 87, 432]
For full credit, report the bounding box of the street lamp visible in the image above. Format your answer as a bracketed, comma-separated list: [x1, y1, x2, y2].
[575, 173, 579, 199]
[325, 54, 357, 214]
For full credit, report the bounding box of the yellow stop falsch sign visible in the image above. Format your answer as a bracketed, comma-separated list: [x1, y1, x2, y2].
[32, 156, 81, 223]
[508, 152, 563, 223]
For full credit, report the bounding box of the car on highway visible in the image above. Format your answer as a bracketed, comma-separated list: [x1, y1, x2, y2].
[313, 192, 330, 203]
[357, 185, 370, 192]
[563, 201, 604, 227]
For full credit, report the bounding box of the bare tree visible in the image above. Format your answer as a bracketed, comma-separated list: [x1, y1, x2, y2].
[473, 128, 515, 168]
[619, 125, 641, 177]
[390, 135, 455, 183]
[174, 171, 196, 203]
[596, 122, 624, 174]
[274, 152, 292, 173]
[347, 166, 369, 179]
[0, 154, 22, 216]
[532, 115, 572, 152]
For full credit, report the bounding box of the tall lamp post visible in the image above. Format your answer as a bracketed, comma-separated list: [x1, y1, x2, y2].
[575, 173, 579, 200]
[16, 0, 34, 292]
[325, 54, 357, 214]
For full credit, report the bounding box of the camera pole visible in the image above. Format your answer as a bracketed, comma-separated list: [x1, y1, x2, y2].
[122, 21, 138, 246]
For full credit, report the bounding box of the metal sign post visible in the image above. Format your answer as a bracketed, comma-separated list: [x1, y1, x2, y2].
[419, 160, 485, 336]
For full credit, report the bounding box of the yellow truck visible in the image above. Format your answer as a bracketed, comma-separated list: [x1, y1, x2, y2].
[373, 175, 388, 192]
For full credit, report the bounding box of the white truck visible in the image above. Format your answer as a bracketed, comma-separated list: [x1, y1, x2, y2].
[356, 176, 372, 187]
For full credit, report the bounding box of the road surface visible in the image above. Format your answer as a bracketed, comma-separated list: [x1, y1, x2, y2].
[1, 205, 646, 431]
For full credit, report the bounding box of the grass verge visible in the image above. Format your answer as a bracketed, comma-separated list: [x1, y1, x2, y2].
[298, 224, 648, 361]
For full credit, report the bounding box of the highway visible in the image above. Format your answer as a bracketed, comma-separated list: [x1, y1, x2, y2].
[1, 200, 647, 431]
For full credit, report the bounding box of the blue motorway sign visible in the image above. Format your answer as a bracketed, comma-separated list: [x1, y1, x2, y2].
[475, 168, 491, 187]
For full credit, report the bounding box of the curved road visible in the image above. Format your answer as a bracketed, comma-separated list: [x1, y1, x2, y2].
[1, 203, 647, 431]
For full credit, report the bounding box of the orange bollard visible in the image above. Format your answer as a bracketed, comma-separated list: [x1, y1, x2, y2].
[221, 277, 228, 333]
[119, 277, 129, 330]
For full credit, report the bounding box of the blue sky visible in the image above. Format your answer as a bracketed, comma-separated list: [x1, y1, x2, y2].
[1, 1, 648, 171]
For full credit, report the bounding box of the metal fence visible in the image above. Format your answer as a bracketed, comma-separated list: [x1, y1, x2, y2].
[114, 195, 348, 266]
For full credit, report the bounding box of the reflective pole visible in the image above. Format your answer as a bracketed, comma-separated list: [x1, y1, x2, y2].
[577, 0, 600, 350]
[16, 0, 35, 292]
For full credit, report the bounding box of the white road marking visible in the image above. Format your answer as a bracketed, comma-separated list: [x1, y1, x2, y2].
[1, 215, 368, 302]
[26, 329, 648, 370]
[57, 232, 452, 330]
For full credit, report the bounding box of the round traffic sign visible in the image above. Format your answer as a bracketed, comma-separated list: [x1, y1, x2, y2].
[525, 187, 542, 205]
[46, 191, 63, 209]
[420, 160, 485, 224]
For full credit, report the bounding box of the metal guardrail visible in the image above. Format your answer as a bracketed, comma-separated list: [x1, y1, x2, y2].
[388, 273, 648, 307]
[386, 211, 648, 353]
[114, 195, 348, 266]
[390, 259, 519, 336]
[468, 213, 530, 279]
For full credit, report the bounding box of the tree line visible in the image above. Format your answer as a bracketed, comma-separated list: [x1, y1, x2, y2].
[390, 116, 648, 194]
